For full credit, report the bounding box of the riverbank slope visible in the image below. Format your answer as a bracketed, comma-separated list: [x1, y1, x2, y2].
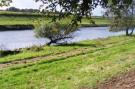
[1, 36, 135, 89]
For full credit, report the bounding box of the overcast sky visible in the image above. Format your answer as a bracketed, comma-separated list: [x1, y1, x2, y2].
[0, 0, 104, 16]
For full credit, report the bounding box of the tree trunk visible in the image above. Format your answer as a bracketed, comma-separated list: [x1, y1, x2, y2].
[129, 27, 134, 36]
[46, 42, 52, 46]
[46, 40, 57, 46]
[126, 28, 129, 36]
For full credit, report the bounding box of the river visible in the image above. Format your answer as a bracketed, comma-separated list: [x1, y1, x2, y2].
[0, 27, 125, 50]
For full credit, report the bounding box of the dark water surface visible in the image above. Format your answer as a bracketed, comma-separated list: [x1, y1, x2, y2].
[0, 27, 125, 50]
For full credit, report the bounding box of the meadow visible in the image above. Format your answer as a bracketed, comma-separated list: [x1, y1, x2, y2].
[0, 11, 110, 26]
[1, 36, 135, 89]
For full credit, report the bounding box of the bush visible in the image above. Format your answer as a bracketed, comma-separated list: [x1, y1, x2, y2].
[35, 22, 78, 45]
[24, 45, 43, 52]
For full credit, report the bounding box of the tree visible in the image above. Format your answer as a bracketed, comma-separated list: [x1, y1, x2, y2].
[6, 7, 40, 13]
[109, 0, 135, 36]
[0, 0, 12, 7]
[35, 0, 132, 22]
[35, 22, 78, 45]
[35, 0, 135, 36]
[6, 7, 20, 12]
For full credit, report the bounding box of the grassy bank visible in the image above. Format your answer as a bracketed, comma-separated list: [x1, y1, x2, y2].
[1, 36, 135, 89]
[0, 11, 110, 30]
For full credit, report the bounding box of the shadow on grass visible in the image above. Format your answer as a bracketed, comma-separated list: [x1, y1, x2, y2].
[57, 43, 97, 47]
[9, 47, 106, 71]
[0, 50, 20, 57]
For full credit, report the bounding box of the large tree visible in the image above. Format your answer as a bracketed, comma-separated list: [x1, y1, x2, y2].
[35, 0, 132, 20]
[110, 0, 135, 36]
[35, 0, 134, 35]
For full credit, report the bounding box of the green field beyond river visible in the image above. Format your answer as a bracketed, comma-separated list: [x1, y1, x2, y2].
[0, 11, 110, 30]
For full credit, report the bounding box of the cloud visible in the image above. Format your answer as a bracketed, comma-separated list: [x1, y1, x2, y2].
[11, 0, 41, 9]
[0, 0, 41, 9]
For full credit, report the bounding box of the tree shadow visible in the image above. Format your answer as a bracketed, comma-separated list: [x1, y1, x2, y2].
[0, 50, 20, 57]
[57, 43, 97, 47]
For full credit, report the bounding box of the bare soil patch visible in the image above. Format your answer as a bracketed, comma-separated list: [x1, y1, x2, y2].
[98, 69, 135, 89]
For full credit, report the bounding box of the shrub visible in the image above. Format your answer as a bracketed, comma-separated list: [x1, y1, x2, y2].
[24, 45, 43, 52]
[35, 22, 78, 45]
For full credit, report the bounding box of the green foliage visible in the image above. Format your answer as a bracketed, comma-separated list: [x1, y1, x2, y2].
[35, 21, 78, 45]
[23, 45, 44, 52]
[110, 0, 135, 36]
[35, 0, 133, 22]
[35, 0, 134, 36]
[0, 0, 12, 7]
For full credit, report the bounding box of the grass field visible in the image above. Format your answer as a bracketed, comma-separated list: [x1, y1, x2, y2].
[1, 36, 135, 89]
[0, 11, 110, 26]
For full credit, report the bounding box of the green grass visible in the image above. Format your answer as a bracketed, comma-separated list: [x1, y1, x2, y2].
[0, 11, 42, 16]
[0, 16, 109, 26]
[0, 46, 77, 63]
[0, 15, 43, 25]
[0, 36, 130, 63]
[1, 36, 135, 89]
[0, 11, 110, 26]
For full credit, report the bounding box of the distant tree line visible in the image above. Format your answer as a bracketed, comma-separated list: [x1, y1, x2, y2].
[6, 7, 40, 13]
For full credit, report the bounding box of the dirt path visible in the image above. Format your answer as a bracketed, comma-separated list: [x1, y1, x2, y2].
[98, 69, 135, 89]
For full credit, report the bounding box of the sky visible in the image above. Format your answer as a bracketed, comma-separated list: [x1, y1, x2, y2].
[0, 0, 104, 16]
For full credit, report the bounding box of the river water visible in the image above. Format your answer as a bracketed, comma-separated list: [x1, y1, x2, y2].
[0, 27, 125, 50]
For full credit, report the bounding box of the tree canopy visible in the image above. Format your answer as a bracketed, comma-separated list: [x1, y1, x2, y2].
[0, 0, 12, 7]
[110, 0, 135, 36]
[1, 0, 133, 20]
[35, 0, 135, 35]
[35, 0, 133, 19]
[2, 0, 133, 21]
